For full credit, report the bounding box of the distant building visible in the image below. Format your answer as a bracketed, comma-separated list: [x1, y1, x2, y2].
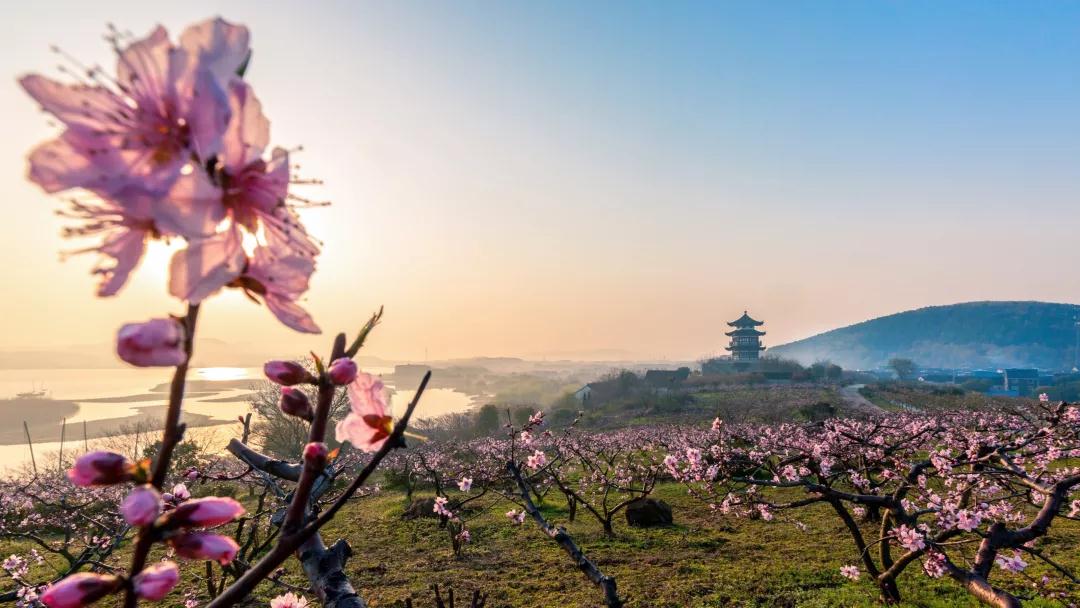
[573, 384, 593, 402]
[962, 370, 1005, 385]
[725, 311, 766, 362]
[1003, 368, 1040, 397]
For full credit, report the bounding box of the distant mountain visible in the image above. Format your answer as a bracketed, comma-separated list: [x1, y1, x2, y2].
[769, 301, 1080, 371]
[0, 339, 396, 370]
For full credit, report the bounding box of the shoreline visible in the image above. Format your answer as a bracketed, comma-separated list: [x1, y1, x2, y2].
[0, 399, 237, 446]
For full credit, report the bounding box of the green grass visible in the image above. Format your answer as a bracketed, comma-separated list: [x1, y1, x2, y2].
[4, 482, 1077, 607]
[223, 483, 1080, 607]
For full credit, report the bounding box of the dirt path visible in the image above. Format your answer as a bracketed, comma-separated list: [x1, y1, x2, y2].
[839, 384, 886, 414]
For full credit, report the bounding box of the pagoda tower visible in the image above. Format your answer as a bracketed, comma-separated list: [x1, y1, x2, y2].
[725, 311, 766, 361]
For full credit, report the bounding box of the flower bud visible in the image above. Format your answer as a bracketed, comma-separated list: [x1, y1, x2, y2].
[67, 451, 135, 487]
[279, 387, 313, 421]
[120, 485, 163, 527]
[116, 319, 186, 367]
[303, 442, 328, 467]
[132, 562, 179, 601]
[170, 483, 191, 502]
[169, 532, 240, 565]
[163, 497, 245, 529]
[327, 358, 358, 385]
[264, 361, 314, 386]
[40, 573, 122, 608]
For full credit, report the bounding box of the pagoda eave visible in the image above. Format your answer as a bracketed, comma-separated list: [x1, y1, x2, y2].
[727, 311, 764, 327]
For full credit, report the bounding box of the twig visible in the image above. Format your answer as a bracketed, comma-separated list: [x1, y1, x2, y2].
[23, 422, 36, 477]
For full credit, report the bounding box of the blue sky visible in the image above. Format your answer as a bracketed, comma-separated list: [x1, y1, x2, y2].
[2, 1, 1078, 361]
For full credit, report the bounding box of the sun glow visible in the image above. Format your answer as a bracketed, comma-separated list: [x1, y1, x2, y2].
[195, 367, 250, 381]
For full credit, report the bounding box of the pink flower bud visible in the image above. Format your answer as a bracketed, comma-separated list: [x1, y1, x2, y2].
[169, 532, 240, 565]
[121, 485, 163, 527]
[40, 573, 121, 608]
[304, 442, 328, 465]
[327, 358, 358, 385]
[171, 483, 191, 502]
[184, 468, 199, 481]
[163, 497, 245, 529]
[279, 387, 313, 420]
[132, 562, 179, 601]
[264, 361, 314, 386]
[67, 451, 135, 487]
[116, 319, 186, 367]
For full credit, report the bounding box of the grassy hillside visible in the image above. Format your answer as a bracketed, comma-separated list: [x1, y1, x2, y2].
[769, 301, 1080, 370]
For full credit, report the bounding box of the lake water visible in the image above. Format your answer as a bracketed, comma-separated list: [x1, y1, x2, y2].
[0, 366, 476, 475]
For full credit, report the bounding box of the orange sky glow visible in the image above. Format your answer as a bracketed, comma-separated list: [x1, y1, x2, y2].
[2, 2, 1079, 364]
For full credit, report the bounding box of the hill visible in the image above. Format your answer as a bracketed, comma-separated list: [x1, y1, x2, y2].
[769, 301, 1080, 370]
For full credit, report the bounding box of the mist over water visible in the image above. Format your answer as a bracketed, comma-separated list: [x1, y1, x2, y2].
[0, 366, 476, 474]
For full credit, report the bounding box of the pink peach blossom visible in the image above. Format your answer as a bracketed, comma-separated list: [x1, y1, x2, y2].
[238, 242, 320, 333]
[335, 372, 392, 452]
[19, 19, 250, 297]
[279, 387, 313, 420]
[526, 449, 547, 470]
[328, 358, 358, 385]
[21, 18, 248, 190]
[304, 442, 329, 464]
[171, 483, 191, 502]
[67, 451, 135, 487]
[132, 562, 180, 601]
[166, 82, 320, 313]
[270, 593, 309, 608]
[164, 497, 245, 529]
[996, 552, 1028, 573]
[169, 531, 240, 565]
[121, 485, 163, 527]
[116, 318, 185, 367]
[264, 361, 313, 386]
[40, 573, 121, 608]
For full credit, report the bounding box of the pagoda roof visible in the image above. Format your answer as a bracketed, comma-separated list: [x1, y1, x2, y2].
[727, 311, 764, 327]
[725, 327, 765, 337]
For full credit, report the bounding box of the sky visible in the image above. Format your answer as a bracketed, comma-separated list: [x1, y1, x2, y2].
[1, 1, 1079, 363]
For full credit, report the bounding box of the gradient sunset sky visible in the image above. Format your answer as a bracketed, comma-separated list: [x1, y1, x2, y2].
[3, 1, 1079, 362]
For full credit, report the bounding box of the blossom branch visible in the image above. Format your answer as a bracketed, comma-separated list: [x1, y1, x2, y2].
[207, 372, 430, 608]
[123, 304, 199, 608]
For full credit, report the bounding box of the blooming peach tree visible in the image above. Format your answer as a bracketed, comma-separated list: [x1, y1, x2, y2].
[666, 405, 1080, 607]
[17, 16, 429, 608]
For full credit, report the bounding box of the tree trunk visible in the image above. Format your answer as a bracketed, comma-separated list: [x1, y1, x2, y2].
[297, 536, 367, 608]
[877, 577, 901, 604]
